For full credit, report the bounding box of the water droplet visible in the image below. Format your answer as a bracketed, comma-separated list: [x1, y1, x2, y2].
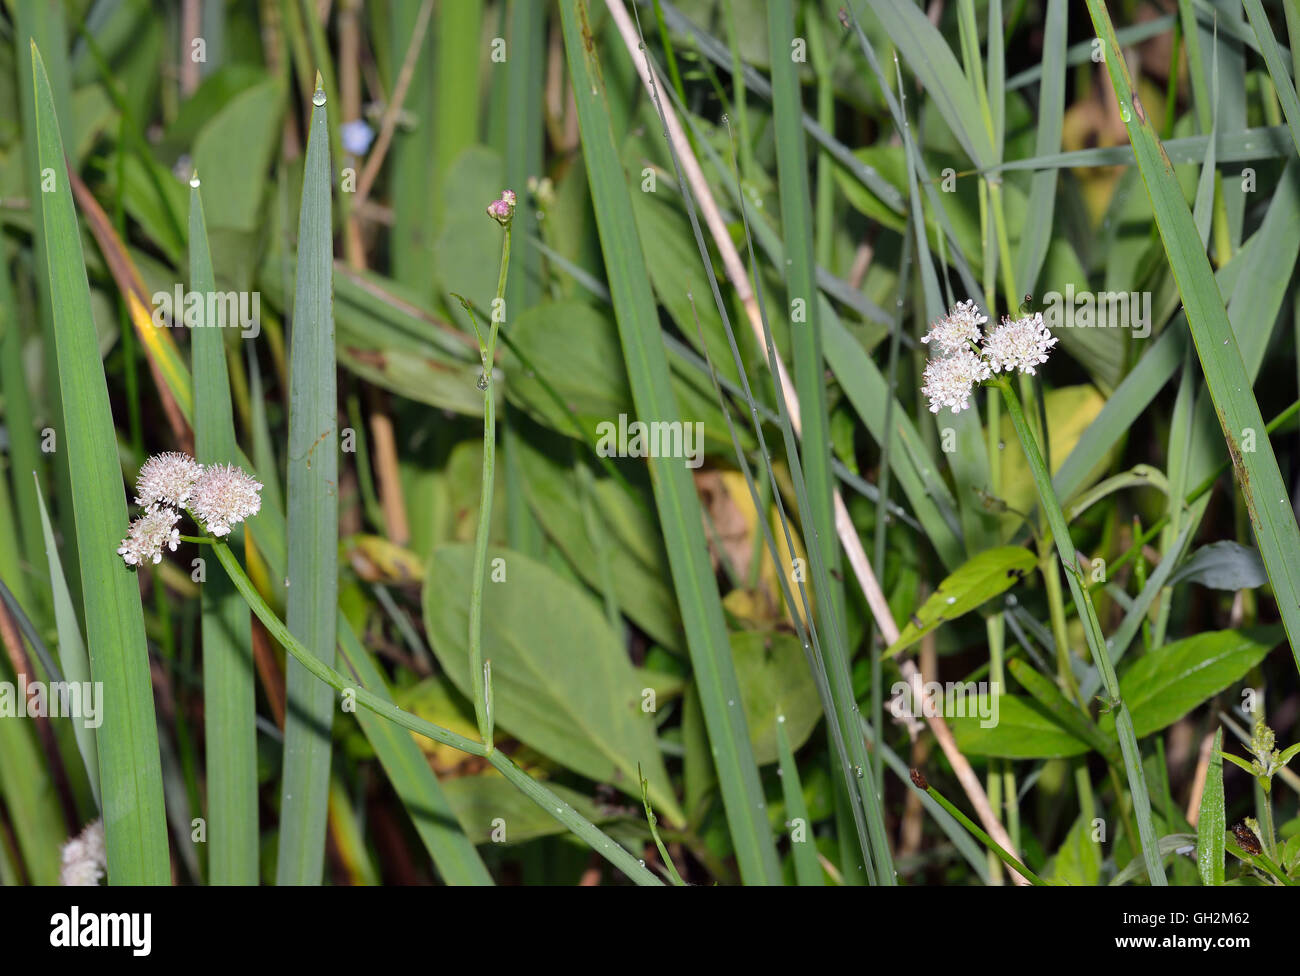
[638, 859, 646, 867]
[727, 698, 735, 706]
[854, 765, 864, 778]
[312, 87, 327, 106]
[945, 596, 956, 605]
[189, 173, 200, 188]
[476, 373, 489, 391]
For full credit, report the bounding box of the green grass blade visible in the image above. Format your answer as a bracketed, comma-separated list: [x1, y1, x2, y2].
[1196, 728, 1225, 885]
[656, 0, 904, 213]
[277, 76, 339, 886]
[190, 183, 258, 884]
[0, 639, 64, 884]
[766, 0, 841, 630]
[434, 0, 483, 222]
[560, 0, 780, 885]
[0, 245, 49, 621]
[1243, 0, 1300, 157]
[857, 0, 995, 168]
[16, 0, 81, 625]
[1086, 0, 1300, 676]
[775, 715, 822, 886]
[767, 0, 894, 876]
[30, 42, 168, 884]
[1013, 0, 1066, 294]
[996, 377, 1167, 885]
[33, 477, 99, 807]
[387, 0, 437, 294]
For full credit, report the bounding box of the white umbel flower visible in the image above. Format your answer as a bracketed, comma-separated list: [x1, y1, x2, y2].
[922, 350, 988, 414]
[134, 451, 203, 508]
[117, 505, 182, 566]
[190, 463, 263, 537]
[982, 312, 1058, 376]
[921, 299, 987, 355]
[60, 819, 106, 886]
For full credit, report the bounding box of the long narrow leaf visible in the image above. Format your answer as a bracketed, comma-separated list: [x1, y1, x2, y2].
[1086, 0, 1300, 674]
[559, 0, 780, 885]
[277, 76, 339, 885]
[30, 43, 168, 884]
[190, 183, 259, 884]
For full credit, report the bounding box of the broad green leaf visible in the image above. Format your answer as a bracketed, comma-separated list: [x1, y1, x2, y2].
[192, 79, 283, 236]
[441, 774, 613, 845]
[434, 144, 503, 332]
[514, 432, 682, 652]
[731, 631, 820, 766]
[886, 546, 1036, 656]
[504, 300, 634, 433]
[1169, 541, 1267, 591]
[948, 694, 1090, 758]
[422, 542, 683, 824]
[1112, 627, 1282, 739]
[1050, 812, 1103, 885]
[1008, 659, 1119, 765]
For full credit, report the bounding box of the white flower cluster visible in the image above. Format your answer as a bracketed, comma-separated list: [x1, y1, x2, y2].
[60, 819, 106, 886]
[190, 463, 264, 537]
[921, 303, 1058, 414]
[118, 452, 262, 566]
[117, 505, 181, 566]
[981, 311, 1058, 376]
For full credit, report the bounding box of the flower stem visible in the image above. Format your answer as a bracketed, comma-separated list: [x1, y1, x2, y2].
[913, 770, 1046, 885]
[467, 224, 512, 750]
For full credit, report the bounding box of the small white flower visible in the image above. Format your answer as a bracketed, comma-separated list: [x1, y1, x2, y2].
[922, 350, 988, 414]
[117, 505, 182, 566]
[190, 463, 263, 537]
[134, 451, 203, 508]
[982, 312, 1058, 376]
[60, 819, 106, 886]
[921, 299, 987, 355]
